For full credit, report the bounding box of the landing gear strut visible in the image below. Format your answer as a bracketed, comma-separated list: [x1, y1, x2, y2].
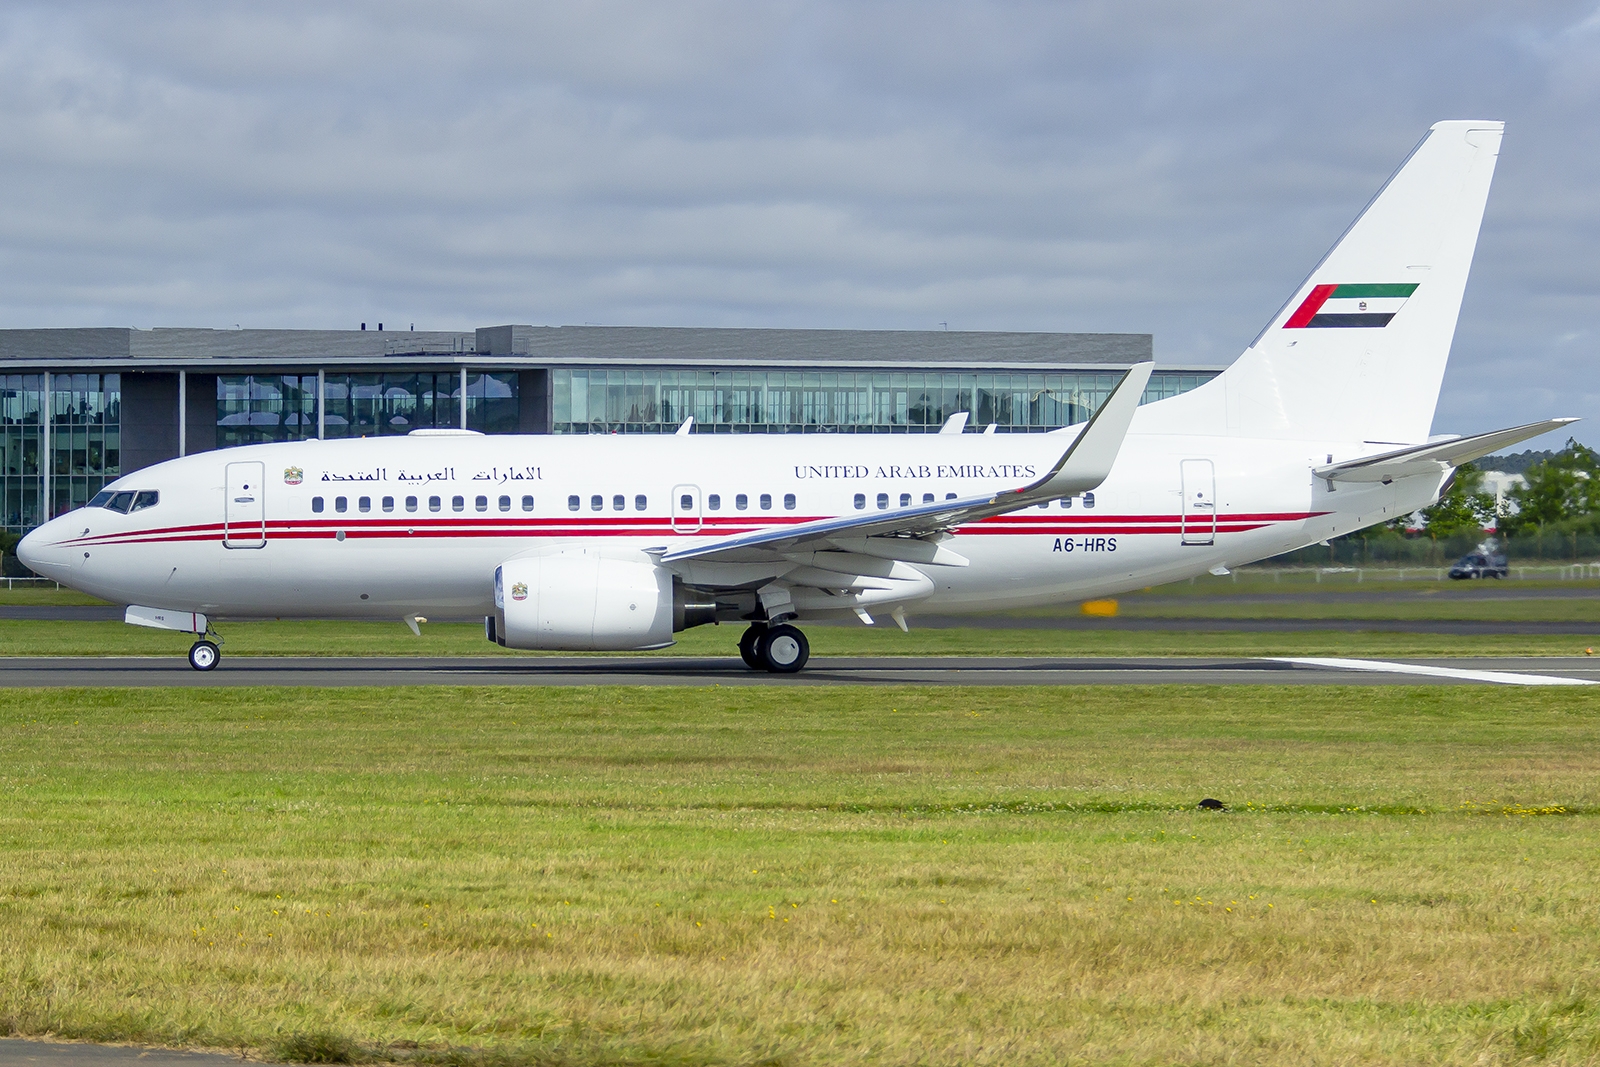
[739, 621, 811, 673]
[188, 639, 221, 672]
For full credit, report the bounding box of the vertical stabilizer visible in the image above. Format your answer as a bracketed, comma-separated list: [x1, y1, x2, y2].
[1157, 121, 1503, 443]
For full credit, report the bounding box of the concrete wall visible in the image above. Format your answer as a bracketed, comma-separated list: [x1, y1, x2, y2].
[185, 374, 217, 455]
[119, 372, 179, 474]
[518, 370, 549, 434]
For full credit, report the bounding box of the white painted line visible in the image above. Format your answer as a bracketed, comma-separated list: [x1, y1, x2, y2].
[1271, 657, 1596, 686]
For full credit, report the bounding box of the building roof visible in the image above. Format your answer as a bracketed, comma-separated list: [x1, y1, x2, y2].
[0, 324, 1199, 372]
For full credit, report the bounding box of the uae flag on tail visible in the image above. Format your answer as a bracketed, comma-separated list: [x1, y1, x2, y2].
[1283, 283, 1418, 328]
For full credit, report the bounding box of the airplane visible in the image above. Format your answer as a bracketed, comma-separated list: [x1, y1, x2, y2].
[18, 120, 1577, 673]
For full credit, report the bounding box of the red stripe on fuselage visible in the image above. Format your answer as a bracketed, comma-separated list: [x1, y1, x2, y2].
[61, 510, 1328, 547]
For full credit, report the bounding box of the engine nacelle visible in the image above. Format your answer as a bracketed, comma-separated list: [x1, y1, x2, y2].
[493, 548, 677, 651]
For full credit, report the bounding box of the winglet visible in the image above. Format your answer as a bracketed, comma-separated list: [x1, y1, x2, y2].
[1018, 361, 1153, 499]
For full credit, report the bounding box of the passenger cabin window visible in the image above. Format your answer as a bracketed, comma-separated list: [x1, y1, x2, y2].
[568, 495, 580, 511]
[358, 496, 371, 513]
[759, 493, 771, 510]
[876, 492, 889, 510]
[735, 493, 748, 511]
[311, 496, 324, 513]
[612, 494, 625, 511]
[784, 493, 796, 510]
[475, 495, 488, 512]
[945, 492, 957, 500]
[334, 496, 348, 513]
[679, 493, 693, 510]
[900, 493, 912, 507]
[1061, 497, 1072, 509]
[452, 496, 465, 512]
[405, 496, 418, 512]
[923, 493, 934, 504]
[708, 494, 721, 511]
[590, 494, 603, 512]
[498, 495, 511, 512]
[382, 496, 394, 512]
[1083, 492, 1096, 509]
[521, 495, 535, 512]
[428, 496, 441, 512]
[853, 493, 865, 510]
[634, 494, 647, 511]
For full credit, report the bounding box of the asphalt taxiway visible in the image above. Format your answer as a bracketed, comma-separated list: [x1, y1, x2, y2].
[0, 1041, 237, 1067]
[4, 654, 1597, 686]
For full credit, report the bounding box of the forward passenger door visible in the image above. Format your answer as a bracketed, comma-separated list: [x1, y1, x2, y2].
[224, 461, 267, 548]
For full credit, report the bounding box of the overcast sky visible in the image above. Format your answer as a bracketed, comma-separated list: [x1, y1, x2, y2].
[0, 1, 1596, 446]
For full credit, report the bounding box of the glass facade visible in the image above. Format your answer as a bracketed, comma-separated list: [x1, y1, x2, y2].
[1, 362, 1209, 537]
[1, 373, 120, 533]
[216, 371, 519, 446]
[551, 368, 1215, 435]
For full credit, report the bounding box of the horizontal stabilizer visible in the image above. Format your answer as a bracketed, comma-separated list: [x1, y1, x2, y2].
[1314, 418, 1579, 483]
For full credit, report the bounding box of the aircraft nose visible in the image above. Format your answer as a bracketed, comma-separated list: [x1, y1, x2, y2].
[17, 520, 69, 576]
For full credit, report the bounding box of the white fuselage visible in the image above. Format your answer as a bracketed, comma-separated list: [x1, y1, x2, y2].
[18, 413, 1437, 624]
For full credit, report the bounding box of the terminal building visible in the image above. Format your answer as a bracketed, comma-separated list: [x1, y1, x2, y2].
[0, 324, 1219, 534]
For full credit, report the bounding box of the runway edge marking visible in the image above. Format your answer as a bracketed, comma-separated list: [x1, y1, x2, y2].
[1271, 657, 1596, 687]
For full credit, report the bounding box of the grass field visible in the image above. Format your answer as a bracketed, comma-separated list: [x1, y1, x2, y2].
[3, 617, 1600, 660]
[3, 685, 1600, 1065]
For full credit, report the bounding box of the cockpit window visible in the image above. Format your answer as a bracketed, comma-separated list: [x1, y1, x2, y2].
[90, 490, 155, 513]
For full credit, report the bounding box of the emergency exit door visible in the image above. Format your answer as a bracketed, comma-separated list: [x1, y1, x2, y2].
[224, 461, 266, 548]
[671, 484, 702, 533]
[1180, 459, 1216, 546]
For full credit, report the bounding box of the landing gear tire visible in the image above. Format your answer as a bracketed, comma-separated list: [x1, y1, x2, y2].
[188, 640, 220, 672]
[758, 624, 809, 674]
[738, 625, 766, 670]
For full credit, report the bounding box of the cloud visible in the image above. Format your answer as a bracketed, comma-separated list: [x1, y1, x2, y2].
[0, 0, 1594, 444]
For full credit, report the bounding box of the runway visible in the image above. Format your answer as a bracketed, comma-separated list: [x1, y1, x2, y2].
[4, 653, 1597, 686]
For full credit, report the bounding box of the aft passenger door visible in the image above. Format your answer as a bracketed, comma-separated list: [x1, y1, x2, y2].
[224, 461, 267, 548]
[671, 484, 702, 533]
[1180, 459, 1216, 546]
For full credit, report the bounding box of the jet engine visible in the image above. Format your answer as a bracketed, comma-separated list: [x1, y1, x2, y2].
[490, 548, 716, 651]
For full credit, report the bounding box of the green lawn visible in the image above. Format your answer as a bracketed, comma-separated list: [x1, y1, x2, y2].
[3, 685, 1600, 1065]
[2, 617, 1599, 660]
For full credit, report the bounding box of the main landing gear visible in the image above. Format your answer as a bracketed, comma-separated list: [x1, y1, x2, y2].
[738, 623, 810, 673]
[188, 638, 221, 671]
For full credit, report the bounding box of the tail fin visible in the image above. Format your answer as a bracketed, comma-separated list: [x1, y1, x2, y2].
[1160, 120, 1503, 443]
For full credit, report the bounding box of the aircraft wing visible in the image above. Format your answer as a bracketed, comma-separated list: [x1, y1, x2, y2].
[1313, 417, 1579, 484]
[658, 362, 1152, 565]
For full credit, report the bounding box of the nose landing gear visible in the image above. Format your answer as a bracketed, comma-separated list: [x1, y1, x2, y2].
[188, 639, 221, 671]
[738, 622, 810, 673]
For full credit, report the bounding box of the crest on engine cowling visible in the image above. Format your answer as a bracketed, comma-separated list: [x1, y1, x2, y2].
[511, 582, 529, 601]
